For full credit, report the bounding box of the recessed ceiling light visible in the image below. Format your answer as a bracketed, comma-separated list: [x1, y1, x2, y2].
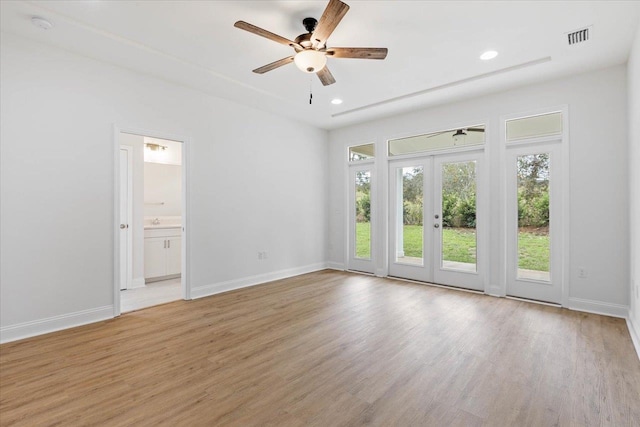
[480, 50, 498, 60]
[31, 16, 53, 30]
[331, 98, 343, 105]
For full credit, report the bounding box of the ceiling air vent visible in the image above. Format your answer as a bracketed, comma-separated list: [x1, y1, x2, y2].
[566, 26, 592, 46]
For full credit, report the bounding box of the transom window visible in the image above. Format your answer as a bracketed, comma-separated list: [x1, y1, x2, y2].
[506, 112, 562, 141]
[388, 125, 485, 156]
[349, 143, 375, 161]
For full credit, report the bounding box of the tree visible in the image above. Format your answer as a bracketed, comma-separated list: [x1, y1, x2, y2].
[517, 154, 550, 227]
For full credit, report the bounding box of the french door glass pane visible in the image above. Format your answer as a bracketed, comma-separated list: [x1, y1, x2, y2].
[517, 154, 550, 281]
[441, 161, 477, 272]
[396, 166, 423, 265]
[355, 170, 371, 259]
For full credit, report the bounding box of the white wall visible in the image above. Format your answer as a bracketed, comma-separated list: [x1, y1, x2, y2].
[328, 65, 629, 315]
[144, 163, 182, 218]
[628, 23, 640, 353]
[0, 33, 328, 341]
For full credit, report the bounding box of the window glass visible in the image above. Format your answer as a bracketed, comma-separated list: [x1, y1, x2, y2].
[506, 112, 562, 141]
[517, 153, 551, 281]
[389, 125, 485, 156]
[355, 170, 371, 259]
[349, 143, 375, 161]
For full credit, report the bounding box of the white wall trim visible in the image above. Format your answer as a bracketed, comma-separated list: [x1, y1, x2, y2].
[327, 262, 346, 271]
[0, 306, 114, 344]
[130, 277, 146, 289]
[567, 297, 628, 319]
[628, 313, 640, 360]
[191, 263, 328, 300]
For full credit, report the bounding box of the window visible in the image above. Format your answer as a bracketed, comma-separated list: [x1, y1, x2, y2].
[506, 112, 562, 141]
[389, 125, 485, 156]
[349, 143, 375, 161]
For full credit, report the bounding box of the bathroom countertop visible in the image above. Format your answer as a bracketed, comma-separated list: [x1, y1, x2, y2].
[144, 224, 181, 230]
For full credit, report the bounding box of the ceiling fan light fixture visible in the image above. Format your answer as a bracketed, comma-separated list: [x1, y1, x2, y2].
[294, 50, 327, 73]
[452, 129, 467, 145]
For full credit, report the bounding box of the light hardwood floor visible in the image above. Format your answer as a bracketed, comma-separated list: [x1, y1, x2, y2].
[1, 270, 639, 426]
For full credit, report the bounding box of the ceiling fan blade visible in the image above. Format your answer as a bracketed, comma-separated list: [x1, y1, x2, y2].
[466, 127, 485, 132]
[234, 21, 303, 51]
[326, 47, 388, 60]
[252, 56, 295, 74]
[311, 0, 350, 48]
[317, 66, 336, 86]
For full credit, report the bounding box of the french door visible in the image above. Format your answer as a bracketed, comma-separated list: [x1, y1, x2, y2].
[348, 163, 375, 274]
[388, 151, 484, 290]
[506, 142, 563, 303]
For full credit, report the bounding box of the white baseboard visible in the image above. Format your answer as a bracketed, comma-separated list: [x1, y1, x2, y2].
[130, 277, 146, 289]
[567, 297, 628, 319]
[191, 263, 328, 300]
[326, 262, 345, 271]
[0, 305, 113, 344]
[627, 313, 640, 361]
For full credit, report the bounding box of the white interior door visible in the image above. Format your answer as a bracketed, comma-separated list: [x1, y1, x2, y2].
[506, 142, 563, 303]
[119, 147, 132, 290]
[388, 152, 484, 291]
[348, 163, 375, 274]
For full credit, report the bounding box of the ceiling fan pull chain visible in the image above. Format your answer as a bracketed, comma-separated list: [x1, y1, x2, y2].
[309, 77, 313, 105]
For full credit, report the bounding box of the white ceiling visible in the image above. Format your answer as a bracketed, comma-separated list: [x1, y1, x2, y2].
[1, 1, 639, 130]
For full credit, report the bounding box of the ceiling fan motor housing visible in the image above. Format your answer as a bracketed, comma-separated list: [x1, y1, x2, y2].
[303, 17, 318, 33]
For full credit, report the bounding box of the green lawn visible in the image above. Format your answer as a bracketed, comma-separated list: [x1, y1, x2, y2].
[355, 222, 549, 272]
[355, 221, 371, 258]
[517, 231, 550, 271]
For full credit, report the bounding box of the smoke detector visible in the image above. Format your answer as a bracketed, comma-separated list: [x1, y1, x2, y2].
[31, 17, 53, 30]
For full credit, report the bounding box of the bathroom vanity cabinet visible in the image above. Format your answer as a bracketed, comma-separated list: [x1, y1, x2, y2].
[144, 227, 181, 281]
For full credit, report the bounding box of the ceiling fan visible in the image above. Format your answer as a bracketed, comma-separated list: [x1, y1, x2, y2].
[234, 0, 388, 86]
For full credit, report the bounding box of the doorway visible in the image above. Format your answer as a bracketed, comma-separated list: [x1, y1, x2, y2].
[115, 130, 188, 314]
[388, 151, 485, 291]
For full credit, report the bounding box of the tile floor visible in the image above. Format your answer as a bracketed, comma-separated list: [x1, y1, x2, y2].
[121, 278, 182, 313]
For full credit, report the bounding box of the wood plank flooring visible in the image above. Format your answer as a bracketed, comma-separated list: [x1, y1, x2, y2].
[1, 270, 639, 426]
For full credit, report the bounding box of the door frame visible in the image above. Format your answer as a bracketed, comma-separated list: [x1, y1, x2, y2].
[112, 124, 191, 317]
[119, 145, 133, 290]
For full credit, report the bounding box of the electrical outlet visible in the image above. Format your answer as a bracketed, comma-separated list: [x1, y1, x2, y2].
[578, 267, 587, 278]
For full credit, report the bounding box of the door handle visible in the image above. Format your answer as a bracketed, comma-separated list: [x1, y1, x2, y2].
[120, 224, 126, 229]
[434, 223, 440, 228]
[168, 240, 170, 249]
